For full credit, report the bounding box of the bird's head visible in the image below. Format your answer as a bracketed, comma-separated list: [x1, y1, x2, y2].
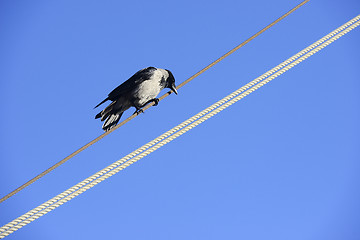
[165, 69, 178, 95]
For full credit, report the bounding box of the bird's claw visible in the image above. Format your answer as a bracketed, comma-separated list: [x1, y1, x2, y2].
[152, 98, 159, 106]
[133, 109, 144, 115]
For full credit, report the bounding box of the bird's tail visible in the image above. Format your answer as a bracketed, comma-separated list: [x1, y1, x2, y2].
[94, 97, 109, 109]
[95, 101, 124, 131]
[102, 112, 123, 131]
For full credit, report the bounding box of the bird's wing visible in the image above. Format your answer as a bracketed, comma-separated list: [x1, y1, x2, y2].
[107, 67, 156, 100]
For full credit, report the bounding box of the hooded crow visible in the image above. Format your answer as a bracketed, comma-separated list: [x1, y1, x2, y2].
[95, 67, 177, 131]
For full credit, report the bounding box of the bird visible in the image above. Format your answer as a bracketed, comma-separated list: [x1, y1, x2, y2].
[94, 67, 178, 131]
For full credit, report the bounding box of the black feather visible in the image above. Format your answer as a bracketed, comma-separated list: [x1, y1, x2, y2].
[102, 112, 124, 131]
[107, 67, 156, 100]
[95, 112, 102, 119]
[94, 97, 109, 109]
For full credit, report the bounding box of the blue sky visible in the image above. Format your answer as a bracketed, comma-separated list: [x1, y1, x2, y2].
[0, 0, 359, 239]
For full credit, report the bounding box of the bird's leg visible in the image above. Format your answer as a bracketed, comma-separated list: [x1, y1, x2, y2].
[143, 98, 160, 106]
[132, 103, 144, 115]
[133, 107, 143, 115]
[132, 98, 159, 115]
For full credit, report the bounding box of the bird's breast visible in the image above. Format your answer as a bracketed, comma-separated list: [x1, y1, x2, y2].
[134, 79, 163, 106]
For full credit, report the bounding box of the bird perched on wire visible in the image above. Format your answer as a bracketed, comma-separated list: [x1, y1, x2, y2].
[94, 67, 178, 131]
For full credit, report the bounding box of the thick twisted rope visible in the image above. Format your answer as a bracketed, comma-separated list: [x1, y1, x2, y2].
[0, 0, 310, 204]
[1, 13, 359, 239]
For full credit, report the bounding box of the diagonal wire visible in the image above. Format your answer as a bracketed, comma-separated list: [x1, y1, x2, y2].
[0, 0, 310, 204]
[1, 13, 359, 239]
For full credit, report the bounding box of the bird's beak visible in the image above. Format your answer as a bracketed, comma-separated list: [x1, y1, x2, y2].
[170, 83, 178, 95]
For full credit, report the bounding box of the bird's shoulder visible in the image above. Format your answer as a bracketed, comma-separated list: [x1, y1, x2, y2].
[108, 67, 157, 100]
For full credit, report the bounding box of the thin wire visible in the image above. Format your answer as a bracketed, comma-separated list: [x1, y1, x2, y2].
[0, 0, 310, 204]
[1, 14, 359, 239]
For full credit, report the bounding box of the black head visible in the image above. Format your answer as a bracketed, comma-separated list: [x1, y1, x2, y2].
[165, 69, 177, 95]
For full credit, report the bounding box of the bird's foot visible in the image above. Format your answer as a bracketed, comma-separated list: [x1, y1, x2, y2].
[133, 108, 144, 115]
[152, 98, 159, 106]
[144, 98, 159, 107]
